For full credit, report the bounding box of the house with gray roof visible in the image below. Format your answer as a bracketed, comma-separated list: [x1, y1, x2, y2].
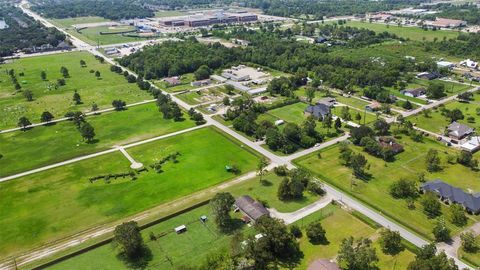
[421, 180, 480, 214]
[234, 195, 269, 223]
[447, 121, 474, 140]
[304, 103, 331, 120]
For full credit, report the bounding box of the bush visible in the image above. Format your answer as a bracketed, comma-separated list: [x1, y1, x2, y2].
[290, 225, 302, 238]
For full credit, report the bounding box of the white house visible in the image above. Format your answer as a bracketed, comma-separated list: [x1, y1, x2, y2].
[460, 59, 478, 69]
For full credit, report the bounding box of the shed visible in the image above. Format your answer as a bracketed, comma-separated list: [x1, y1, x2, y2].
[175, 225, 187, 234]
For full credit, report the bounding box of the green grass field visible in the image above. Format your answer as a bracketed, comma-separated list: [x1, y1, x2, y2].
[51, 16, 110, 29]
[0, 127, 259, 259]
[176, 86, 226, 105]
[0, 103, 195, 177]
[338, 21, 460, 42]
[0, 51, 150, 129]
[293, 204, 415, 270]
[295, 135, 480, 240]
[154, 10, 187, 17]
[409, 91, 480, 134]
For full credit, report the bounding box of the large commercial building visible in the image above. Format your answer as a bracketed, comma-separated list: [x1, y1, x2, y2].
[159, 11, 258, 27]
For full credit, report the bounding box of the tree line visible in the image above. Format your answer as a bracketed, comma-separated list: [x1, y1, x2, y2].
[31, 0, 154, 20]
[0, 4, 66, 57]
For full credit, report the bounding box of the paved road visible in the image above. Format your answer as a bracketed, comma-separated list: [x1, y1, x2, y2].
[269, 194, 333, 224]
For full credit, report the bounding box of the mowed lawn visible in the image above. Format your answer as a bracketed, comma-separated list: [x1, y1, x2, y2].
[77, 26, 148, 45]
[0, 127, 260, 259]
[51, 16, 110, 29]
[339, 21, 460, 41]
[47, 204, 248, 270]
[0, 103, 195, 177]
[0, 51, 150, 129]
[409, 92, 480, 134]
[295, 135, 480, 240]
[294, 204, 415, 270]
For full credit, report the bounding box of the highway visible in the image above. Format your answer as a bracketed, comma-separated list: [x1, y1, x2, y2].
[1, 3, 477, 270]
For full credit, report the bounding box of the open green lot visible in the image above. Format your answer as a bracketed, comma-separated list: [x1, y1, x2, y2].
[51, 16, 110, 29]
[154, 10, 187, 17]
[176, 86, 227, 105]
[76, 26, 150, 45]
[0, 127, 259, 259]
[294, 204, 415, 270]
[295, 134, 480, 240]
[409, 92, 480, 134]
[0, 103, 195, 177]
[337, 20, 460, 42]
[0, 51, 150, 129]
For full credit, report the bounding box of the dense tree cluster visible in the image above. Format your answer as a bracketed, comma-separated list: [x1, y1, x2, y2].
[0, 4, 66, 56]
[408, 243, 458, 270]
[277, 168, 323, 200]
[31, 0, 154, 20]
[245, 0, 422, 20]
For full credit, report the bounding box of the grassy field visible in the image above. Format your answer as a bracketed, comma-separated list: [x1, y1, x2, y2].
[51, 16, 110, 29]
[0, 127, 260, 259]
[77, 26, 149, 45]
[0, 51, 150, 129]
[293, 204, 415, 270]
[0, 103, 195, 177]
[176, 86, 227, 105]
[338, 20, 460, 42]
[154, 10, 187, 17]
[409, 92, 480, 134]
[295, 135, 480, 240]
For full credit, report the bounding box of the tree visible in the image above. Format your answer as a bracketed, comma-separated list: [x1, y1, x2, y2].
[334, 117, 342, 131]
[450, 204, 467, 227]
[461, 231, 478, 253]
[426, 81, 446, 99]
[40, 70, 47, 80]
[73, 90, 82, 105]
[447, 109, 464, 122]
[60, 66, 69, 78]
[432, 218, 450, 242]
[350, 153, 368, 178]
[305, 86, 316, 103]
[306, 221, 327, 244]
[408, 243, 458, 270]
[257, 157, 270, 182]
[254, 216, 300, 260]
[402, 100, 413, 110]
[223, 96, 230, 106]
[40, 111, 54, 123]
[210, 192, 235, 232]
[389, 178, 418, 199]
[79, 122, 95, 142]
[277, 177, 291, 201]
[113, 221, 145, 259]
[373, 119, 390, 135]
[290, 225, 302, 238]
[337, 237, 378, 270]
[80, 59, 86, 67]
[23, 89, 34, 101]
[341, 106, 352, 121]
[112, 100, 126, 111]
[379, 229, 404, 255]
[91, 103, 99, 113]
[421, 192, 441, 218]
[350, 125, 374, 145]
[194, 65, 211, 80]
[95, 70, 101, 79]
[17, 116, 31, 131]
[457, 151, 475, 168]
[355, 112, 362, 124]
[426, 149, 441, 172]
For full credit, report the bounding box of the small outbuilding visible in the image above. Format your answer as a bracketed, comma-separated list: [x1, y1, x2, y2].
[234, 195, 269, 223]
[175, 225, 187, 234]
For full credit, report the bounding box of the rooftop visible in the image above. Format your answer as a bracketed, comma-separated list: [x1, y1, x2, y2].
[235, 195, 269, 221]
[421, 180, 480, 213]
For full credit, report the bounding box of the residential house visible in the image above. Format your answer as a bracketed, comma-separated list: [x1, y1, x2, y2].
[191, 79, 211, 87]
[234, 195, 269, 223]
[460, 136, 480, 152]
[163, 76, 181, 86]
[317, 97, 336, 107]
[421, 180, 480, 214]
[460, 59, 478, 70]
[378, 137, 404, 154]
[365, 101, 381, 112]
[416, 72, 440, 80]
[400, 87, 426, 98]
[304, 103, 331, 120]
[447, 121, 474, 140]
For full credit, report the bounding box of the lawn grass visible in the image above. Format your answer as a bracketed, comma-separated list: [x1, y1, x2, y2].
[0, 103, 195, 177]
[155, 73, 197, 93]
[294, 135, 480, 240]
[51, 16, 110, 29]
[176, 86, 226, 105]
[292, 204, 415, 270]
[409, 92, 480, 134]
[77, 26, 149, 45]
[0, 127, 259, 259]
[154, 10, 187, 17]
[46, 204, 250, 270]
[0, 51, 150, 129]
[338, 20, 460, 42]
